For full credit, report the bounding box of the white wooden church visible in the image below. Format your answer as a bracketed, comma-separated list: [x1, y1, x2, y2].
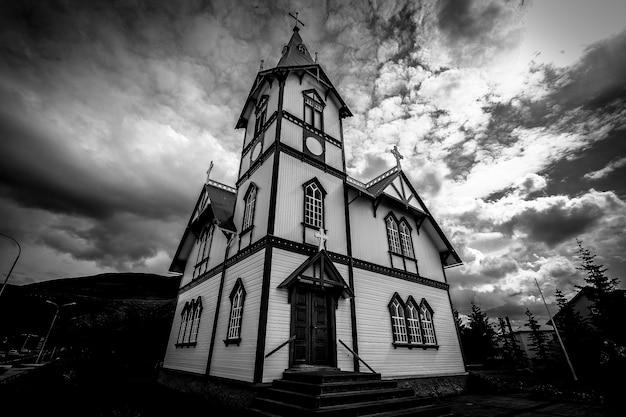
[161, 21, 465, 390]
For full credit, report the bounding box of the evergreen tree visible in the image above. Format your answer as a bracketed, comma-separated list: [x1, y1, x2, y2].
[460, 302, 498, 365]
[575, 239, 623, 344]
[525, 309, 552, 366]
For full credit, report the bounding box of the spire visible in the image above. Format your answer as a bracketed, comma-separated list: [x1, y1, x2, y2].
[276, 20, 315, 67]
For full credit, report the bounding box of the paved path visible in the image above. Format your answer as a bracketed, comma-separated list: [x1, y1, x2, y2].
[441, 394, 614, 417]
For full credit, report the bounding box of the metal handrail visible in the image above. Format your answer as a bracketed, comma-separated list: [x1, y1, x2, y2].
[338, 339, 376, 374]
[265, 335, 296, 359]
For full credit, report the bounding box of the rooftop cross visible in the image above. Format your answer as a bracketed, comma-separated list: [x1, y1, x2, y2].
[390, 145, 403, 169]
[206, 161, 214, 184]
[289, 12, 305, 28]
[314, 227, 327, 252]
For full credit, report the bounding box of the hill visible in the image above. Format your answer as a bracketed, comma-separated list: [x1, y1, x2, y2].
[0, 272, 180, 370]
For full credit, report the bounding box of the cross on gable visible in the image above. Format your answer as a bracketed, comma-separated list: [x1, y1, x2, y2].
[314, 227, 327, 251]
[289, 12, 305, 28]
[206, 161, 214, 184]
[390, 145, 403, 169]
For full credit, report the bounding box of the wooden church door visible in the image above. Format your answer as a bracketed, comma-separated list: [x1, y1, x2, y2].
[291, 287, 336, 367]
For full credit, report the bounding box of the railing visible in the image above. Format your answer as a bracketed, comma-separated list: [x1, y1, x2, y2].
[265, 335, 296, 359]
[338, 339, 376, 374]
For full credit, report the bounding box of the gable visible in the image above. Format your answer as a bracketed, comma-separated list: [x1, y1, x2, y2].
[278, 250, 353, 298]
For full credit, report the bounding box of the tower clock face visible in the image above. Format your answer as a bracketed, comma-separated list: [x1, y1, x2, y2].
[305, 136, 323, 156]
[251, 141, 262, 161]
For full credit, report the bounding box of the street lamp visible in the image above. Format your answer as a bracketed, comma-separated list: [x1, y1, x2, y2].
[0, 233, 21, 300]
[36, 300, 76, 364]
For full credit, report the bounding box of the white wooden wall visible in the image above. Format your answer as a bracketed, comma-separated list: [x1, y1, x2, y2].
[243, 81, 278, 149]
[262, 249, 308, 382]
[282, 73, 342, 143]
[352, 267, 464, 378]
[262, 249, 355, 382]
[349, 197, 445, 282]
[162, 275, 221, 374]
[233, 157, 274, 251]
[209, 249, 265, 382]
[273, 153, 347, 255]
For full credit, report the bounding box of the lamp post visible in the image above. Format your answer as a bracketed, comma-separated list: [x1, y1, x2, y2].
[36, 300, 76, 364]
[0, 233, 21, 300]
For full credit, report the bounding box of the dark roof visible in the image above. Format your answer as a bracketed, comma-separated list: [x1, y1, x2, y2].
[276, 26, 315, 67]
[169, 180, 237, 273]
[204, 182, 236, 230]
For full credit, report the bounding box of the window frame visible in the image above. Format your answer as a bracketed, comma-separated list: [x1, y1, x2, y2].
[302, 178, 326, 231]
[224, 278, 246, 346]
[253, 96, 268, 139]
[385, 213, 402, 255]
[193, 225, 214, 279]
[405, 296, 423, 345]
[399, 219, 416, 260]
[176, 297, 203, 347]
[241, 183, 257, 235]
[302, 90, 325, 133]
[388, 292, 409, 346]
[419, 299, 437, 346]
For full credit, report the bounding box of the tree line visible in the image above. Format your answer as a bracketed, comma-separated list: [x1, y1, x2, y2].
[455, 240, 625, 395]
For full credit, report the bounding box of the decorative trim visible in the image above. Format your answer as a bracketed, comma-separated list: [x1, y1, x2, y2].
[352, 258, 449, 290]
[242, 111, 277, 158]
[279, 142, 346, 180]
[283, 111, 342, 148]
[254, 246, 273, 383]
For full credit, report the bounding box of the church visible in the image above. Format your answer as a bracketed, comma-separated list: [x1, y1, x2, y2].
[160, 18, 465, 406]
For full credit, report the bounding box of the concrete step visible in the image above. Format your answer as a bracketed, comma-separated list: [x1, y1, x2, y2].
[259, 386, 415, 408]
[282, 370, 381, 384]
[272, 378, 399, 395]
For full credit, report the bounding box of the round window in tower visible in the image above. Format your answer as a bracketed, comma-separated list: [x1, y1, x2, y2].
[298, 44, 307, 54]
[251, 141, 262, 161]
[305, 136, 323, 156]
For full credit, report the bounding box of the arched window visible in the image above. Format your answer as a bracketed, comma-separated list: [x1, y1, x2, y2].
[304, 180, 324, 229]
[242, 183, 257, 232]
[176, 297, 203, 347]
[194, 226, 213, 279]
[399, 220, 414, 258]
[405, 296, 423, 344]
[388, 293, 408, 344]
[385, 215, 402, 254]
[225, 278, 246, 345]
[420, 300, 437, 345]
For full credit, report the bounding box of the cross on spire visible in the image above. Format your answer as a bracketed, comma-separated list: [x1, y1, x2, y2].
[289, 12, 305, 29]
[390, 145, 403, 169]
[314, 227, 327, 252]
[206, 161, 214, 184]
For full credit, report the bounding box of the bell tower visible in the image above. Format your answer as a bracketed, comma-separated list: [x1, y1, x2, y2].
[233, 20, 352, 255]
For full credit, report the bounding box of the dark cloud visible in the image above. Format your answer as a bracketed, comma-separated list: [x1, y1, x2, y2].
[502, 199, 604, 247]
[437, 0, 504, 41]
[0, 113, 190, 220]
[552, 29, 626, 110]
[480, 255, 518, 278]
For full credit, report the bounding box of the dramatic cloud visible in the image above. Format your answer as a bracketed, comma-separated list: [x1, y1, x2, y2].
[1, 0, 625, 326]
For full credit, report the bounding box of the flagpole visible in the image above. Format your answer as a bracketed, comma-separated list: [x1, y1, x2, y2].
[534, 279, 578, 381]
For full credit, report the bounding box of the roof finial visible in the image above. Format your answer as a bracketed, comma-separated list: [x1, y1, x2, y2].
[289, 12, 305, 30]
[390, 145, 403, 169]
[315, 52, 318, 63]
[259, 59, 264, 71]
[206, 161, 214, 184]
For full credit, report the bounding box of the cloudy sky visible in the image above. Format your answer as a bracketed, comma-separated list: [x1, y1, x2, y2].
[1, 0, 625, 325]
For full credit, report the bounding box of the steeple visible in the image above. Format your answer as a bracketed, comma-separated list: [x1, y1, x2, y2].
[276, 25, 315, 67]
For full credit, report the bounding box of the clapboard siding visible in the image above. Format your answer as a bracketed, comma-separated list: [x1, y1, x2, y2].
[349, 198, 445, 282]
[283, 73, 342, 143]
[353, 267, 464, 378]
[233, 156, 274, 251]
[243, 81, 276, 149]
[326, 142, 343, 171]
[281, 118, 302, 151]
[335, 295, 354, 371]
[274, 153, 347, 255]
[263, 249, 310, 382]
[209, 249, 265, 382]
[162, 275, 221, 374]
